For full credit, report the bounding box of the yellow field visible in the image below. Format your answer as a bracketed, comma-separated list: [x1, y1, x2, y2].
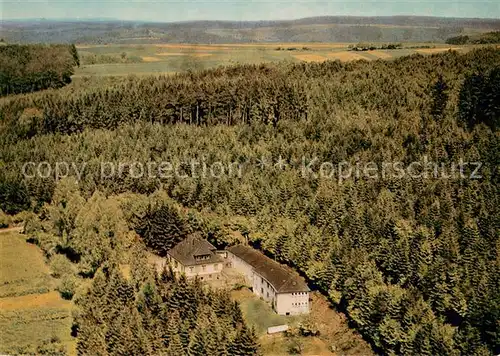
[293, 54, 328, 62]
[155, 44, 231, 51]
[326, 51, 367, 61]
[156, 52, 189, 56]
[142, 56, 161, 62]
[74, 43, 475, 77]
[369, 50, 393, 59]
[415, 47, 461, 53]
[0, 231, 76, 355]
[0, 291, 70, 310]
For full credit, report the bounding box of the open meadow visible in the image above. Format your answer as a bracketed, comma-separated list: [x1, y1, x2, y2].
[75, 42, 474, 76]
[0, 231, 76, 355]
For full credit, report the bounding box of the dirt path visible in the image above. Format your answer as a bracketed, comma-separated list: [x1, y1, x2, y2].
[0, 226, 23, 234]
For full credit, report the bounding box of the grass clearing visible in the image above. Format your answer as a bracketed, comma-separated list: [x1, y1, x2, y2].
[0, 231, 76, 355]
[231, 288, 297, 335]
[0, 231, 55, 298]
[231, 288, 373, 355]
[0, 291, 68, 310]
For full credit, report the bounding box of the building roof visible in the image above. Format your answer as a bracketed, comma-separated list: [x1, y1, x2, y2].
[168, 233, 223, 266]
[227, 245, 310, 294]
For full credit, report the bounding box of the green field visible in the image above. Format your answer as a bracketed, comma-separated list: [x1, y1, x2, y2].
[75, 43, 473, 77]
[0, 231, 76, 355]
[231, 288, 372, 355]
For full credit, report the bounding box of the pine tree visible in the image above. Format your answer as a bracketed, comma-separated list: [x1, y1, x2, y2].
[430, 75, 449, 121]
[167, 334, 185, 356]
[228, 324, 259, 356]
[137, 204, 188, 256]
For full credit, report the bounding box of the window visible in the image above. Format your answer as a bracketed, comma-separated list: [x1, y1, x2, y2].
[202, 265, 206, 272]
[189, 267, 194, 273]
[261, 288, 263, 294]
[214, 264, 218, 270]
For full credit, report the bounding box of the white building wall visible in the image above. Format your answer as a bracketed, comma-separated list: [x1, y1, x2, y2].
[275, 292, 310, 315]
[253, 273, 277, 305]
[167, 254, 222, 280]
[228, 251, 309, 315]
[227, 251, 254, 284]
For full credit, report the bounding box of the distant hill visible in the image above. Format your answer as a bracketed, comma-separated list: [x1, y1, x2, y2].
[1, 16, 500, 44]
[446, 31, 500, 45]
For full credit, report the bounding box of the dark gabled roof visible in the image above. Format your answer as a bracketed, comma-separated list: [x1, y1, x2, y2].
[227, 245, 310, 294]
[168, 234, 223, 266]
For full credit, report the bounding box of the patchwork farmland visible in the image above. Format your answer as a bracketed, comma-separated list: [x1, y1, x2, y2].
[75, 42, 472, 76]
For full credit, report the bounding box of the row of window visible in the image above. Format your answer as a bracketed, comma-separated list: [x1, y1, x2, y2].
[292, 302, 307, 306]
[292, 292, 307, 296]
[194, 254, 210, 261]
[188, 263, 220, 273]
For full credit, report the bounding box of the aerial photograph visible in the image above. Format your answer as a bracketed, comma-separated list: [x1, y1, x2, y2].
[0, 0, 499, 354]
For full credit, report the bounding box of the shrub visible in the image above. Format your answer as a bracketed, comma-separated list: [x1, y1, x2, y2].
[23, 213, 43, 235]
[12, 210, 32, 225]
[29, 232, 59, 258]
[232, 283, 247, 291]
[298, 321, 320, 337]
[50, 254, 74, 278]
[0, 209, 11, 228]
[58, 274, 78, 300]
[287, 338, 303, 355]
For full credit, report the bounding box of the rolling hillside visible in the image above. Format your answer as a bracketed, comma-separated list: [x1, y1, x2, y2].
[1, 16, 499, 44]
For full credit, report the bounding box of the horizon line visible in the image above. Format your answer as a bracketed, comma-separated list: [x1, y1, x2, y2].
[3, 14, 500, 23]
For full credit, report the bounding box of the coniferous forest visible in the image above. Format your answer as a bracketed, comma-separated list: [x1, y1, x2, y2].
[1, 47, 499, 355]
[76, 258, 258, 355]
[0, 44, 79, 96]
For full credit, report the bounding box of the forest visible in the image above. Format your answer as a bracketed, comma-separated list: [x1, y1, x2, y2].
[446, 31, 500, 45]
[0, 47, 499, 355]
[0, 44, 79, 96]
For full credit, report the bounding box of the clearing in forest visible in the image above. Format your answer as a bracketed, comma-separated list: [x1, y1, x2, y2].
[0, 232, 75, 355]
[231, 288, 373, 355]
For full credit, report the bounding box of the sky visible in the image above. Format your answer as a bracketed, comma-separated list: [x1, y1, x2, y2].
[1, 0, 499, 22]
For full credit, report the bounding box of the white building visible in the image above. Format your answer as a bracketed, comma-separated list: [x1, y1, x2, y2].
[227, 244, 310, 315]
[165, 233, 224, 280]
